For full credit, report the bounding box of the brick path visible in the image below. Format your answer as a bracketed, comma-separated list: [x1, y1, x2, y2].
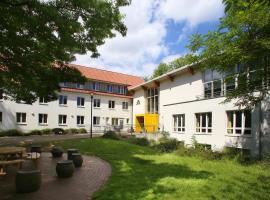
[0, 153, 111, 200]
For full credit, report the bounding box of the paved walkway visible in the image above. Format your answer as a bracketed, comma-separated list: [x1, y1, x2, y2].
[0, 153, 111, 200]
[0, 133, 102, 147]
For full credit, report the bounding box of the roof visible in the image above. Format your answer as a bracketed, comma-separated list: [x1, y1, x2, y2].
[129, 62, 197, 91]
[61, 88, 133, 99]
[68, 64, 144, 89]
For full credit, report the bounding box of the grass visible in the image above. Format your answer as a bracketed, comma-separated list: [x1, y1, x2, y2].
[51, 138, 270, 200]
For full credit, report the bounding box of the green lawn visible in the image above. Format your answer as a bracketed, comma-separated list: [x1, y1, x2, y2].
[53, 138, 270, 200]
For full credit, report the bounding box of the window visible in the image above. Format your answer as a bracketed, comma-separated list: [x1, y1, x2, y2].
[94, 99, 101, 108]
[109, 100, 115, 109]
[0, 89, 3, 100]
[203, 70, 224, 98]
[0, 112, 2, 123]
[118, 86, 125, 94]
[93, 116, 100, 125]
[38, 114, 48, 124]
[122, 102, 128, 110]
[147, 88, 159, 114]
[195, 112, 212, 133]
[173, 114, 185, 133]
[227, 110, 251, 135]
[112, 118, 118, 126]
[107, 85, 113, 93]
[76, 83, 84, 89]
[16, 112, 27, 124]
[77, 97, 85, 107]
[93, 82, 100, 91]
[58, 115, 67, 125]
[59, 95, 67, 105]
[77, 116, 85, 125]
[39, 97, 48, 104]
[126, 118, 129, 124]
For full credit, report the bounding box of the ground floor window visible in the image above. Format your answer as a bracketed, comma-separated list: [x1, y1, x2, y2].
[173, 114, 185, 133]
[59, 115, 67, 125]
[195, 112, 212, 133]
[227, 110, 251, 135]
[93, 116, 100, 125]
[38, 114, 48, 124]
[77, 116, 85, 125]
[112, 118, 118, 126]
[16, 112, 26, 124]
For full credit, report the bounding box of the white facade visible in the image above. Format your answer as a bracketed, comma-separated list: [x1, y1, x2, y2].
[0, 91, 132, 133]
[132, 67, 270, 157]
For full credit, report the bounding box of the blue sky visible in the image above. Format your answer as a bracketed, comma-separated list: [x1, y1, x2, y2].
[74, 0, 224, 77]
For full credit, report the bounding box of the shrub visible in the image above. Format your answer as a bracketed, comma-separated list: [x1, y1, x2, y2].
[129, 137, 149, 146]
[155, 136, 181, 152]
[102, 130, 119, 140]
[52, 128, 65, 135]
[0, 130, 4, 137]
[41, 128, 53, 135]
[78, 128, 87, 134]
[30, 129, 42, 135]
[64, 128, 79, 134]
[2, 129, 24, 136]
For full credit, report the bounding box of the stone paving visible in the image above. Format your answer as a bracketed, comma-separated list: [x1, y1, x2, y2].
[0, 153, 111, 200]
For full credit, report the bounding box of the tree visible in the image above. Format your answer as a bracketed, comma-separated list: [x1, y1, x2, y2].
[0, 0, 130, 103]
[169, 54, 196, 69]
[187, 0, 270, 107]
[151, 63, 172, 79]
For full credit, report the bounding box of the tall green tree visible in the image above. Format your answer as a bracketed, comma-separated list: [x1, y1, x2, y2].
[151, 63, 172, 79]
[187, 0, 270, 107]
[0, 0, 130, 103]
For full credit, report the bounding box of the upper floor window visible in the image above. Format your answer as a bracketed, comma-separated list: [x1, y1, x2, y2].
[93, 116, 100, 125]
[147, 88, 159, 114]
[39, 113, 48, 124]
[227, 110, 251, 135]
[109, 100, 115, 109]
[77, 97, 85, 107]
[94, 99, 101, 108]
[173, 114, 185, 133]
[107, 85, 113, 93]
[77, 115, 85, 125]
[58, 115, 67, 125]
[93, 82, 100, 91]
[118, 86, 125, 94]
[39, 97, 48, 104]
[203, 70, 224, 98]
[195, 112, 212, 134]
[122, 102, 128, 110]
[59, 95, 67, 105]
[16, 112, 27, 124]
[0, 112, 2, 123]
[76, 83, 84, 89]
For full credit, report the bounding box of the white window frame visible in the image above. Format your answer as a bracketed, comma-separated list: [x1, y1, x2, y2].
[59, 95, 67, 106]
[112, 118, 119, 126]
[16, 112, 27, 124]
[109, 100, 115, 109]
[77, 115, 85, 126]
[77, 97, 85, 107]
[226, 110, 252, 135]
[195, 112, 212, 134]
[38, 113, 48, 125]
[93, 116, 100, 126]
[58, 115, 67, 126]
[94, 99, 101, 108]
[122, 102, 128, 110]
[173, 114, 185, 133]
[39, 97, 48, 105]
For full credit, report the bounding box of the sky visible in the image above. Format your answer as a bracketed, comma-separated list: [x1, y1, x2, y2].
[73, 0, 225, 77]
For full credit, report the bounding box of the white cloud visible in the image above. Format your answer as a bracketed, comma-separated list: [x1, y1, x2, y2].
[162, 54, 182, 63]
[73, 0, 224, 77]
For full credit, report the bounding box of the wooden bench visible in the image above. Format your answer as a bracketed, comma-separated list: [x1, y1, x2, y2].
[0, 159, 25, 176]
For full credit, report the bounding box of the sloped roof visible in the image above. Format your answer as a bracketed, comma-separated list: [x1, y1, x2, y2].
[68, 64, 144, 89]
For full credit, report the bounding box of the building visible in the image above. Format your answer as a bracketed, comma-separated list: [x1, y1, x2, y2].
[0, 64, 144, 133]
[131, 64, 270, 157]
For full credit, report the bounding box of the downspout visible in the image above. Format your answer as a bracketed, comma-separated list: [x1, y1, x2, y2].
[258, 101, 262, 160]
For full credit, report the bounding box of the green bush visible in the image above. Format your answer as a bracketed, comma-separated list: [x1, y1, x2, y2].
[2, 129, 24, 136]
[30, 129, 42, 135]
[41, 128, 53, 135]
[155, 136, 181, 153]
[102, 130, 119, 140]
[129, 137, 149, 146]
[64, 128, 79, 134]
[78, 128, 87, 134]
[52, 128, 65, 135]
[0, 130, 4, 137]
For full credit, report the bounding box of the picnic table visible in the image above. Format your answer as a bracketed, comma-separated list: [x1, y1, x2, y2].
[0, 147, 26, 175]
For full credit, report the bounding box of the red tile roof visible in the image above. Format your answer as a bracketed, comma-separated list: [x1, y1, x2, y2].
[68, 64, 144, 89]
[61, 88, 133, 99]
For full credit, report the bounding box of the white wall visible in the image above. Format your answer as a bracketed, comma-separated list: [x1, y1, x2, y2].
[0, 91, 132, 133]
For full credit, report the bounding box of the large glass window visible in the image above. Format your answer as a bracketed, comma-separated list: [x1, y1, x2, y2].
[195, 112, 212, 133]
[58, 115, 67, 125]
[16, 112, 27, 124]
[227, 110, 251, 135]
[173, 114, 185, 133]
[59, 95, 67, 105]
[147, 88, 159, 114]
[203, 70, 223, 98]
[38, 114, 48, 124]
[77, 97, 85, 107]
